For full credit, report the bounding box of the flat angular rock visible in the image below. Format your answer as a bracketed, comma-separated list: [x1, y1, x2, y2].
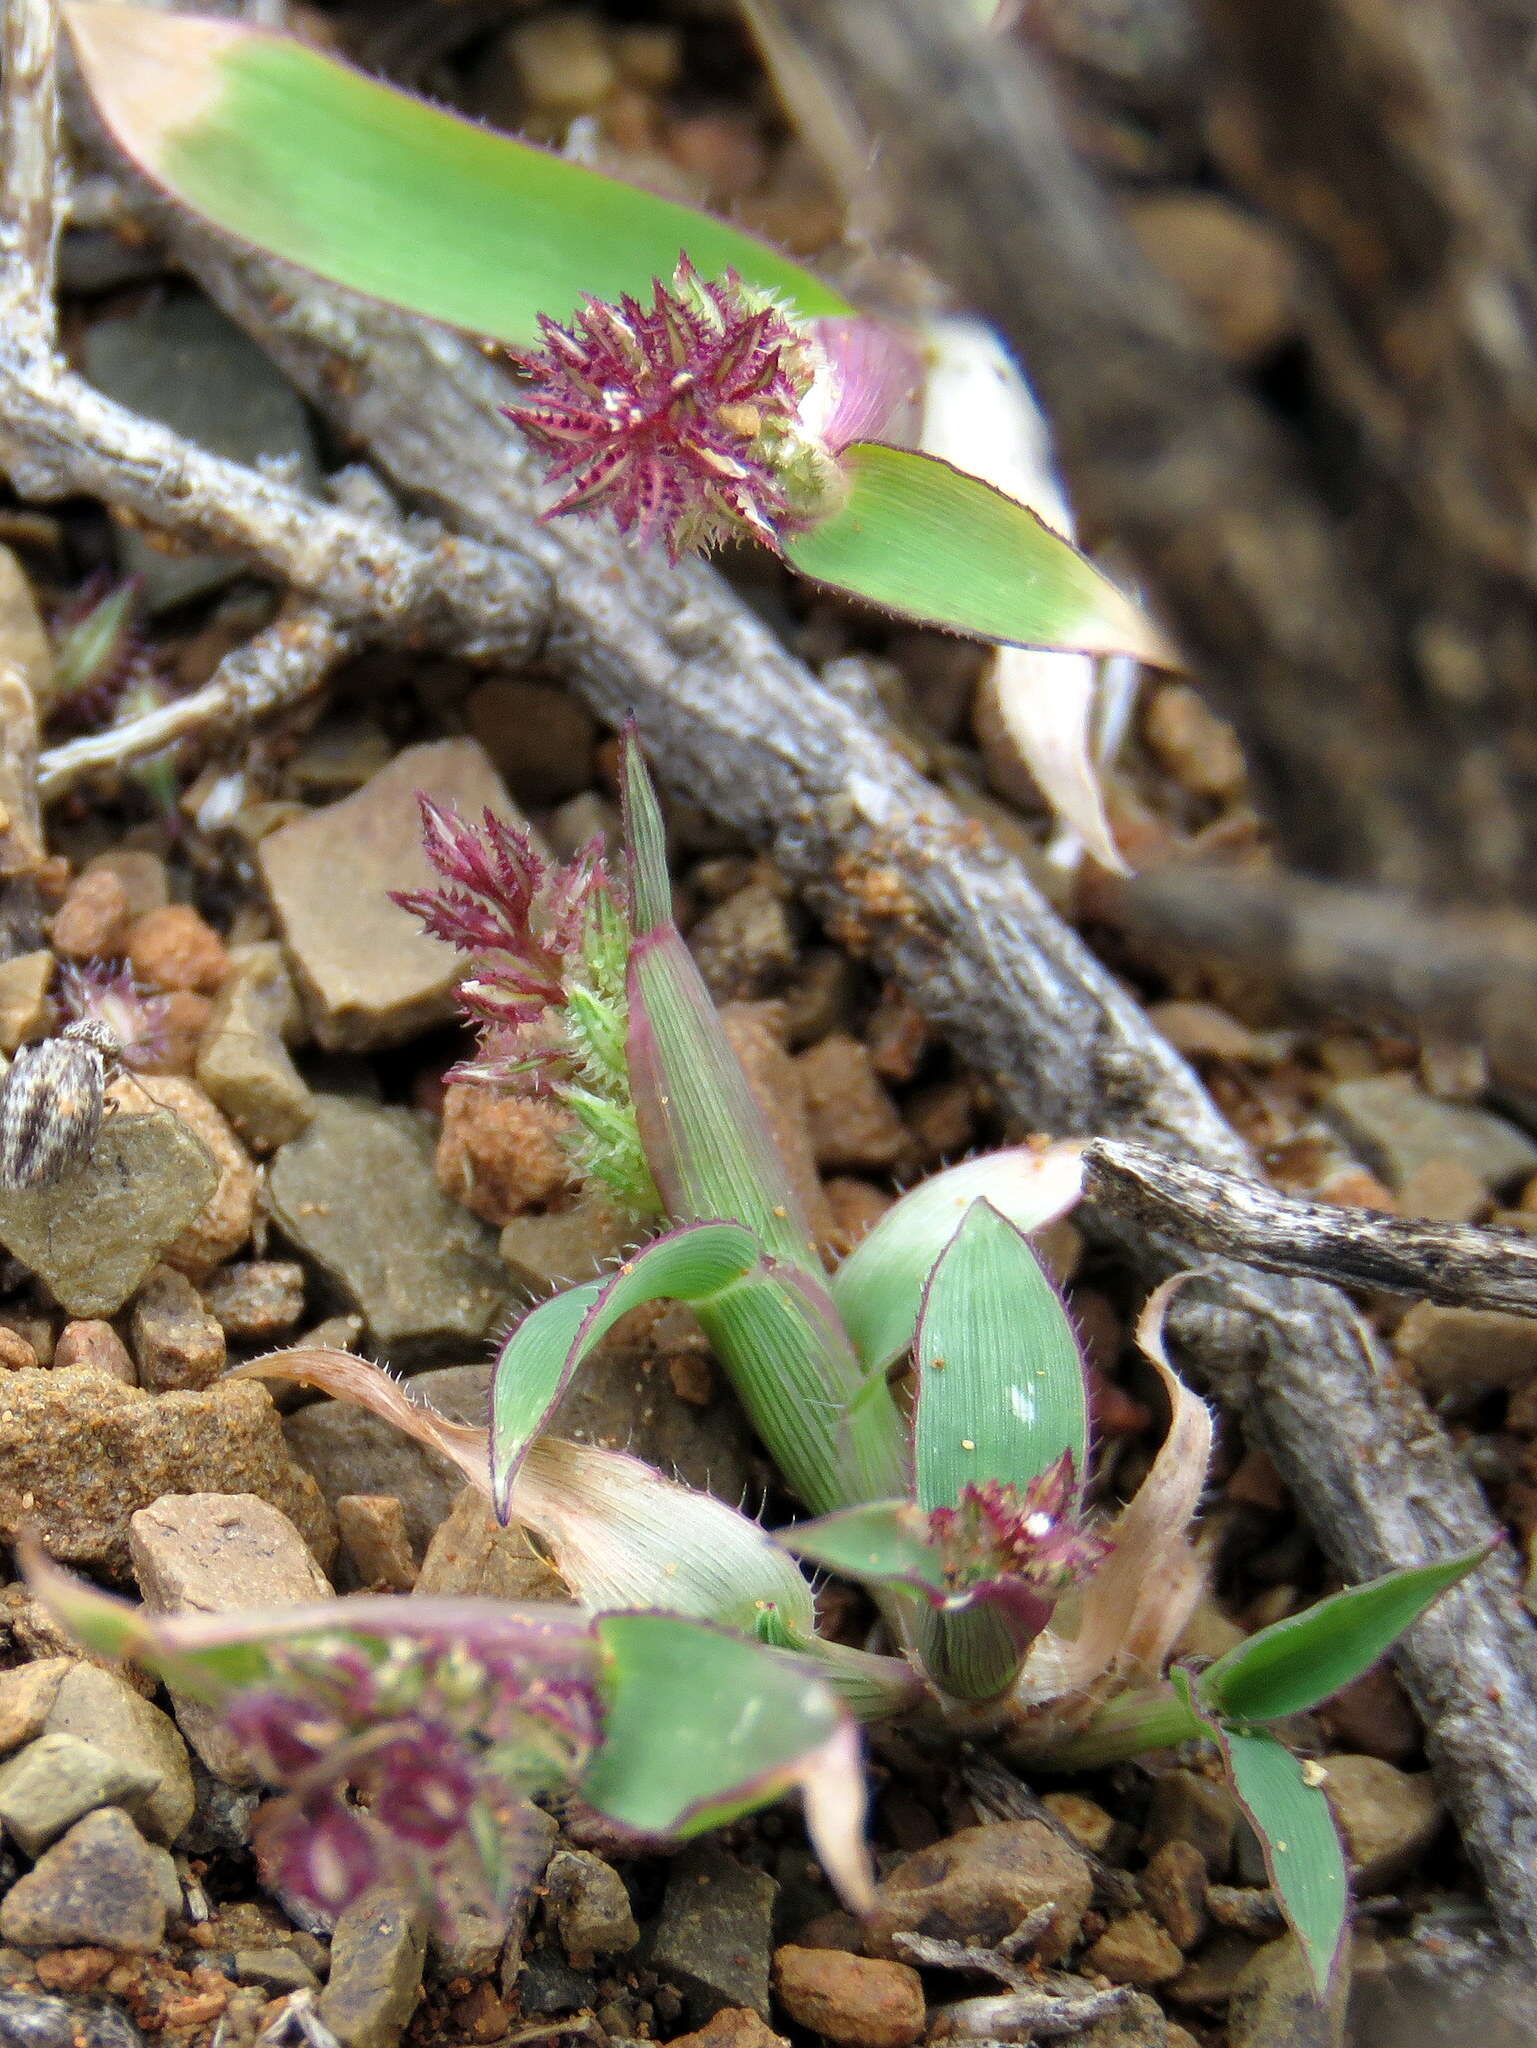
[196, 943, 314, 1153]
[259, 738, 524, 1051]
[0, 1111, 217, 1317]
[652, 1843, 778, 2022]
[1325, 1076, 1537, 1194]
[0, 1657, 69, 1754]
[45, 1662, 195, 1846]
[0, 1806, 168, 1953]
[267, 1097, 509, 1354]
[0, 1732, 160, 1854]
[318, 1886, 428, 2048]
[0, 1368, 335, 1580]
[864, 1822, 1091, 1966]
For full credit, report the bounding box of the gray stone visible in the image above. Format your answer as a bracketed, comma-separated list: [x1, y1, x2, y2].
[864, 1823, 1091, 1968]
[0, 1806, 168, 1952]
[129, 1492, 333, 1784]
[0, 1110, 218, 1317]
[318, 1887, 427, 2048]
[81, 293, 322, 612]
[1227, 1935, 1346, 2047]
[196, 944, 314, 1154]
[259, 739, 523, 1051]
[0, 1987, 144, 2048]
[0, 1732, 160, 1854]
[427, 1807, 556, 1980]
[1140, 1769, 1239, 1876]
[415, 1485, 564, 1601]
[45, 1662, 195, 1845]
[498, 1201, 633, 1296]
[180, 1757, 258, 1858]
[0, 1659, 69, 1755]
[130, 1264, 226, 1392]
[201, 1260, 307, 1343]
[651, 1843, 778, 2022]
[545, 1848, 640, 1963]
[233, 1949, 322, 1996]
[0, 1368, 334, 1581]
[267, 1097, 509, 1354]
[284, 1400, 463, 1561]
[688, 881, 796, 1002]
[1324, 1077, 1537, 1195]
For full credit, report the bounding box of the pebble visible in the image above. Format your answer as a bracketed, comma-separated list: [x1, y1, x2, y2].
[795, 1034, 909, 1173]
[129, 1492, 333, 1783]
[1395, 1156, 1489, 1223]
[544, 1848, 639, 1964]
[268, 1096, 509, 1354]
[1081, 1991, 1186, 2046]
[0, 1984, 145, 2048]
[120, 1075, 256, 1279]
[1040, 1792, 1117, 1856]
[1142, 683, 1247, 802]
[666, 2012, 788, 2048]
[1324, 1076, 1537, 1195]
[232, 1948, 321, 1996]
[334, 1494, 416, 1594]
[44, 1662, 195, 1845]
[138, 991, 211, 1079]
[1315, 1664, 1420, 1764]
[0, 1659, 68, 1753]
[1082, 1909, 1185, 1987]
[465, 678, 597, 805]
[821, 1178, 893, 1257]
[504, 10, 617, 116]
[0, 1732, 160, 1855]
[317, 1887, 427, 2048]
[0, 544, 55, 709]
[435, 1084, 573, 1226]
[82, 851, 168, 921]
[290, 718, 395, 799]
[864, 1821, 1092, 1966]
[1124, 192, 1298, 364]
[1318, 1754, 1442, 1892]
[498, 1199, 632, 1295]
[0, 1807, 167, 1953]
[1139, 1840, 1208, 1950]
[414, 1484, 563, 1601]
[1226, 1934, 1346, 2047]
[51, 870, 132, 962]
[0, 1108, 218, 1318]
[0, 1370, 333, 1579]
[0, 1329, 38, 1371]
[651, 1843, 778, 2022]
[1145, 1000, 1265, 1063]
[195, 943, 313, 1152]
[259, 739, 523, 1051]
[0, 952, 54, 1054]
[1140, 1770, 1238, 1875]
[52, 1321, 134, 1383]
[1207, 1887, 1284, 1939]
[1395, 1300, 1537, 1397]
[125, 906, 229, 996]
[689, 882, 797, 1002]
[200, 1260, 306, 1342]
[130, 1265, 226, 1392]
[283, 1382, 469, 1559]
[771, 1947, 923, 2048]
[719, 1003, 837, 1250]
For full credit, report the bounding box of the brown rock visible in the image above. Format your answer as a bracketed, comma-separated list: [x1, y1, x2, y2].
[1396, 1300, 1537, 1396]
[1316, 1665, 1420, 1764]
[796, 1034, 908, 1173]
[1142, 684, 1247, 803]
[131, 1264, 226, 1391]
[1040, 1792, 1116, 1855]
[0, 1657, 69, 1753]
[51, 868, 132, 961]
[465, 677, 597, 804]
[32, 1946, 116, 1992]
[318, 1884, 428, 2048]
[1319, 1754, 1442, 1892]
[82, 849, 169, 920]
[336, 1494, 417, 1593]
[138, 988, 213, 1077]
[1083, 1909, 1184, 1986]
[772, 1947, 924, 2048]
[0, 1310, 52, 1365]
[0, 1325, 38, 1370]
[690, 880, 797, 1002]
[1124, 192, 1298, 364]
[259, 738, 523, 1051]
[499, 1198, 634, 1294]
[0, 949, 54, 1053]
[415, 1483, 564, 1601]
[1227, 1934, 1347, 2046]
[435, 1083, 573, 1226]
[1140, 1770, 1238, 1876]
[821, 1178, 893, 1258]
[130, 1491, 334, 1781]
[905, 1079, 975, 1164]
[53, 1319, 134, 1382]
[1145, 1000, 1263, 1062]
[121, 1074, 257, 1277]
[666, 2011, 788, 2048]
[200, 1260, 306, 1342]
[719, 1002, 837, 1251]
[864, 1822, 1091, 1965]
[1395, 1157, 1489, 1224]
[127, 904, 231, 994]
[864, 987, 932, 1083]
[1140, 1840, 1209, 1951]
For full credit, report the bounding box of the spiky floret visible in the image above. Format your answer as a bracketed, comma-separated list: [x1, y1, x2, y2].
[504, 254, 845, 560]
[394, 798, 660, 1217]
[928, 1454, 1111, 1600]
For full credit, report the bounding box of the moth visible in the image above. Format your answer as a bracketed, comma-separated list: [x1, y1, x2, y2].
[0, 1018, 124, 1191]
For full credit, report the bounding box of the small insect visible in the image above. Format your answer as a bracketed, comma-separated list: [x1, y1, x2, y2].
[0, 1018, 123, 1191]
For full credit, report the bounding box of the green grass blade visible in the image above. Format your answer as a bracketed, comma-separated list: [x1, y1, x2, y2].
[783, 444, 1171, 657]
[584, 1613, 873, 1908]
[66, 7, 851, 345]
[782, 1501, 947, 1595]
[491, 1222, 765, 1511]
[1198, 1545, 1494, 1725]
[831, 1143, 1085, 1376]
[913, 1199, 1088, 1512]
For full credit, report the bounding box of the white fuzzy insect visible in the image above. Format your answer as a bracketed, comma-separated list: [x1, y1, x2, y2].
[0, 1018, 123, 1190]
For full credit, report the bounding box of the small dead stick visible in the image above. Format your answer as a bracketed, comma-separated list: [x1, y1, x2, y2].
[1084, 1137, 1537, 1318]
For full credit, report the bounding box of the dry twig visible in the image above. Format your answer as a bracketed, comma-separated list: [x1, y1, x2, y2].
[1085, 1137, 1537, 1317]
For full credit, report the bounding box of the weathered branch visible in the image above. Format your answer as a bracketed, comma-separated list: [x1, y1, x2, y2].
[0, 0, 61, 341]
[1085, 1137, 1537, 1316]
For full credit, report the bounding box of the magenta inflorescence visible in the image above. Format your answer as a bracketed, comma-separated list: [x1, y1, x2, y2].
[56, 960, 170, 1072]
[928, 1454, 1111, 1601]
[505, 255, 820, 560]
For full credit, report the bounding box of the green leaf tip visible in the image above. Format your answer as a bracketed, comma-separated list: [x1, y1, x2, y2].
[65, 5, 852, 346]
